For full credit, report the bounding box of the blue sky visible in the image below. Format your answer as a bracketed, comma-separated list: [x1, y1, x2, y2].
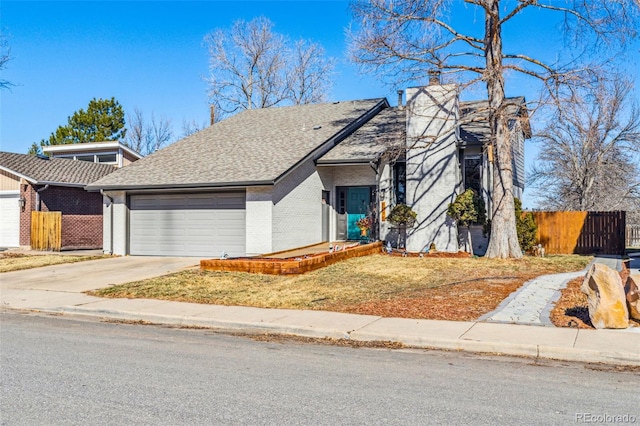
[1, 1, 639, 208]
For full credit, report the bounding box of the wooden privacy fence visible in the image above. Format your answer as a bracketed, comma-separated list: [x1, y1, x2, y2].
[628, 224, 640, 248]
[31, 211, 62, 251]
[531, 211, 626, 255]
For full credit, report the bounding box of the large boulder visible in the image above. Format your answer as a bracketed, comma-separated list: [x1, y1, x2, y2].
[580, 263, 629, 329]
[625, 274, 640, 321]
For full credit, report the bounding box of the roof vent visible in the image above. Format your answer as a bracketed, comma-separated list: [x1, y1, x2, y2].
[313, 125, 322, 130]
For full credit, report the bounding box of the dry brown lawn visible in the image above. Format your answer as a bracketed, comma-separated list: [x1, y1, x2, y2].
[0, 252, 109, 273]
[91, 254, 591, 321]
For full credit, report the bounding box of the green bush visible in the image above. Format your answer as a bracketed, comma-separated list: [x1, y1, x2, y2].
[515, 198, 538, 252]
[388, 204, 417, 227]
[447, 189, 487, 226]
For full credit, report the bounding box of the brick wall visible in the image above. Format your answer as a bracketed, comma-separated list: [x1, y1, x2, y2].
[272, 159, 324, 252]
[405, 85, 460, 252]
[246, 187, 273, 256]
[39, 186, 102, 214]
[19, 184, 36, 246]
[61, 214, 103, 249]
[20, 184, 103, 250]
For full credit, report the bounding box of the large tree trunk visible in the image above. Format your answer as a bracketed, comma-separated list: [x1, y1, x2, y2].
[483, 0, 523, 259]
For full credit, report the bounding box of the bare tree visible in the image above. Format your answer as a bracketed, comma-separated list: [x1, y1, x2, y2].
[181, 118, 207, 138]
[287, 40, 335, 105]
[530, 77, 640, 212]
[349, 0, 639, 258]
[1, 31, 13, 90]
[125, 108, 173, 156]
[204, 17, 334, 120]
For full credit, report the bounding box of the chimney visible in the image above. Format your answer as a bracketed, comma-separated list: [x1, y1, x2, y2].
[397, 90, 404, 110]
[428, 69, 441, 85]
[404, 83, 459, 253]
[210, 105, 215, 126]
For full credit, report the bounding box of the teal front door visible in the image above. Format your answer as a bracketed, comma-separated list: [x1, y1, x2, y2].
[346, 187, 370, 240]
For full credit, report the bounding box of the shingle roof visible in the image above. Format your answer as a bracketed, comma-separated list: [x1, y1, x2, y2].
[317, 107, 406, 164]
[87, 99, 386, 190]
[0, 152, 117, 186]
[319, 97, 530, 163]
[459, 97, 530, 145]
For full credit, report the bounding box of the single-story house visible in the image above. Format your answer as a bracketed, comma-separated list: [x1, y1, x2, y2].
[87, 80, 529, 257]
[0, 141, 141, 250]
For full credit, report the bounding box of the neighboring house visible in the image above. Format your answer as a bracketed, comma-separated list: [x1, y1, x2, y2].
[88, 80, 530, 257]
[43, 140, 143, 167]
[0, 150, 130, 250]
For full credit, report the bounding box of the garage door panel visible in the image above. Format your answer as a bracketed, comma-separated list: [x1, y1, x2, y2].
[185, 197, 219, 209]
[217, 195, 245, 209]
[0, 193, 20, 247]
[129, 192, 246, 257]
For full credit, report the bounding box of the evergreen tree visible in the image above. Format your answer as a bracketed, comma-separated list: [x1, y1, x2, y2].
[30, 98, 126, 153]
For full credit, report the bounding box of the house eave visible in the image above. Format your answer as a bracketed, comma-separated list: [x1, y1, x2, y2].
[0, 165, 37, 184]
[0, 169, 89, 188]
[85, 180, 275, 192]
[316, 160, 376, 166]
[36, 181, 92, 188]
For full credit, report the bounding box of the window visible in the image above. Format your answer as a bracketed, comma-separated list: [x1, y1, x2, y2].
[97, 153, 117, 164]
[337, 188, 346, 214]
[393, 162, 406, 204]
[464, 156, 482, 193]
[322, 190, 331, 205]
[76, 155, 95, 162]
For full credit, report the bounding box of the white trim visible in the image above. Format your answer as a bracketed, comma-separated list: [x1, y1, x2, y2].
[0, 190, 20, 195]
[43, 141, 142, 160]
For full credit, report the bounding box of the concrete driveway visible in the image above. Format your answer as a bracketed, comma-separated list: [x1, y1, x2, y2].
[0, 256, 199, 293]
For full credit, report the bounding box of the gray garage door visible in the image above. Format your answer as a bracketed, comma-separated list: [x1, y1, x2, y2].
[129, 192, 245, 257]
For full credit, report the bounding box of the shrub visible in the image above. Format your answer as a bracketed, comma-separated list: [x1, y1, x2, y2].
[515, 198, 538, 252]
[388, 204, 417, 227]
[447, 189, 487, 226]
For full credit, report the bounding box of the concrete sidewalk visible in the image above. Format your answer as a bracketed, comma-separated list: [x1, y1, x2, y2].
[481, 256, 640, 329]
[1, 256, 638, 366]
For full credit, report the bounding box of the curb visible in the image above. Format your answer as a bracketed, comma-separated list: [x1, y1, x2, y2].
[13, 305, 640, 367]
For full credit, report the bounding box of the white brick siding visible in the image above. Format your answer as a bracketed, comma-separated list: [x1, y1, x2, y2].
[378, 162, 395, 241]
[103, 190, 127, 255]
[246, 187, 273, 255]
[405, 85, 460, 253]
[272, 159, 325, 252]
[331, 165, 377, 187]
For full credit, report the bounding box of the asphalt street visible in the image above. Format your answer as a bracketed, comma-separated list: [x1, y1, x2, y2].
[1, 311, 637, 426]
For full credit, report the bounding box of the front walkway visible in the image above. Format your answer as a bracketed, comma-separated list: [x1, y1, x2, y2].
[481, 257, 640, 333]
